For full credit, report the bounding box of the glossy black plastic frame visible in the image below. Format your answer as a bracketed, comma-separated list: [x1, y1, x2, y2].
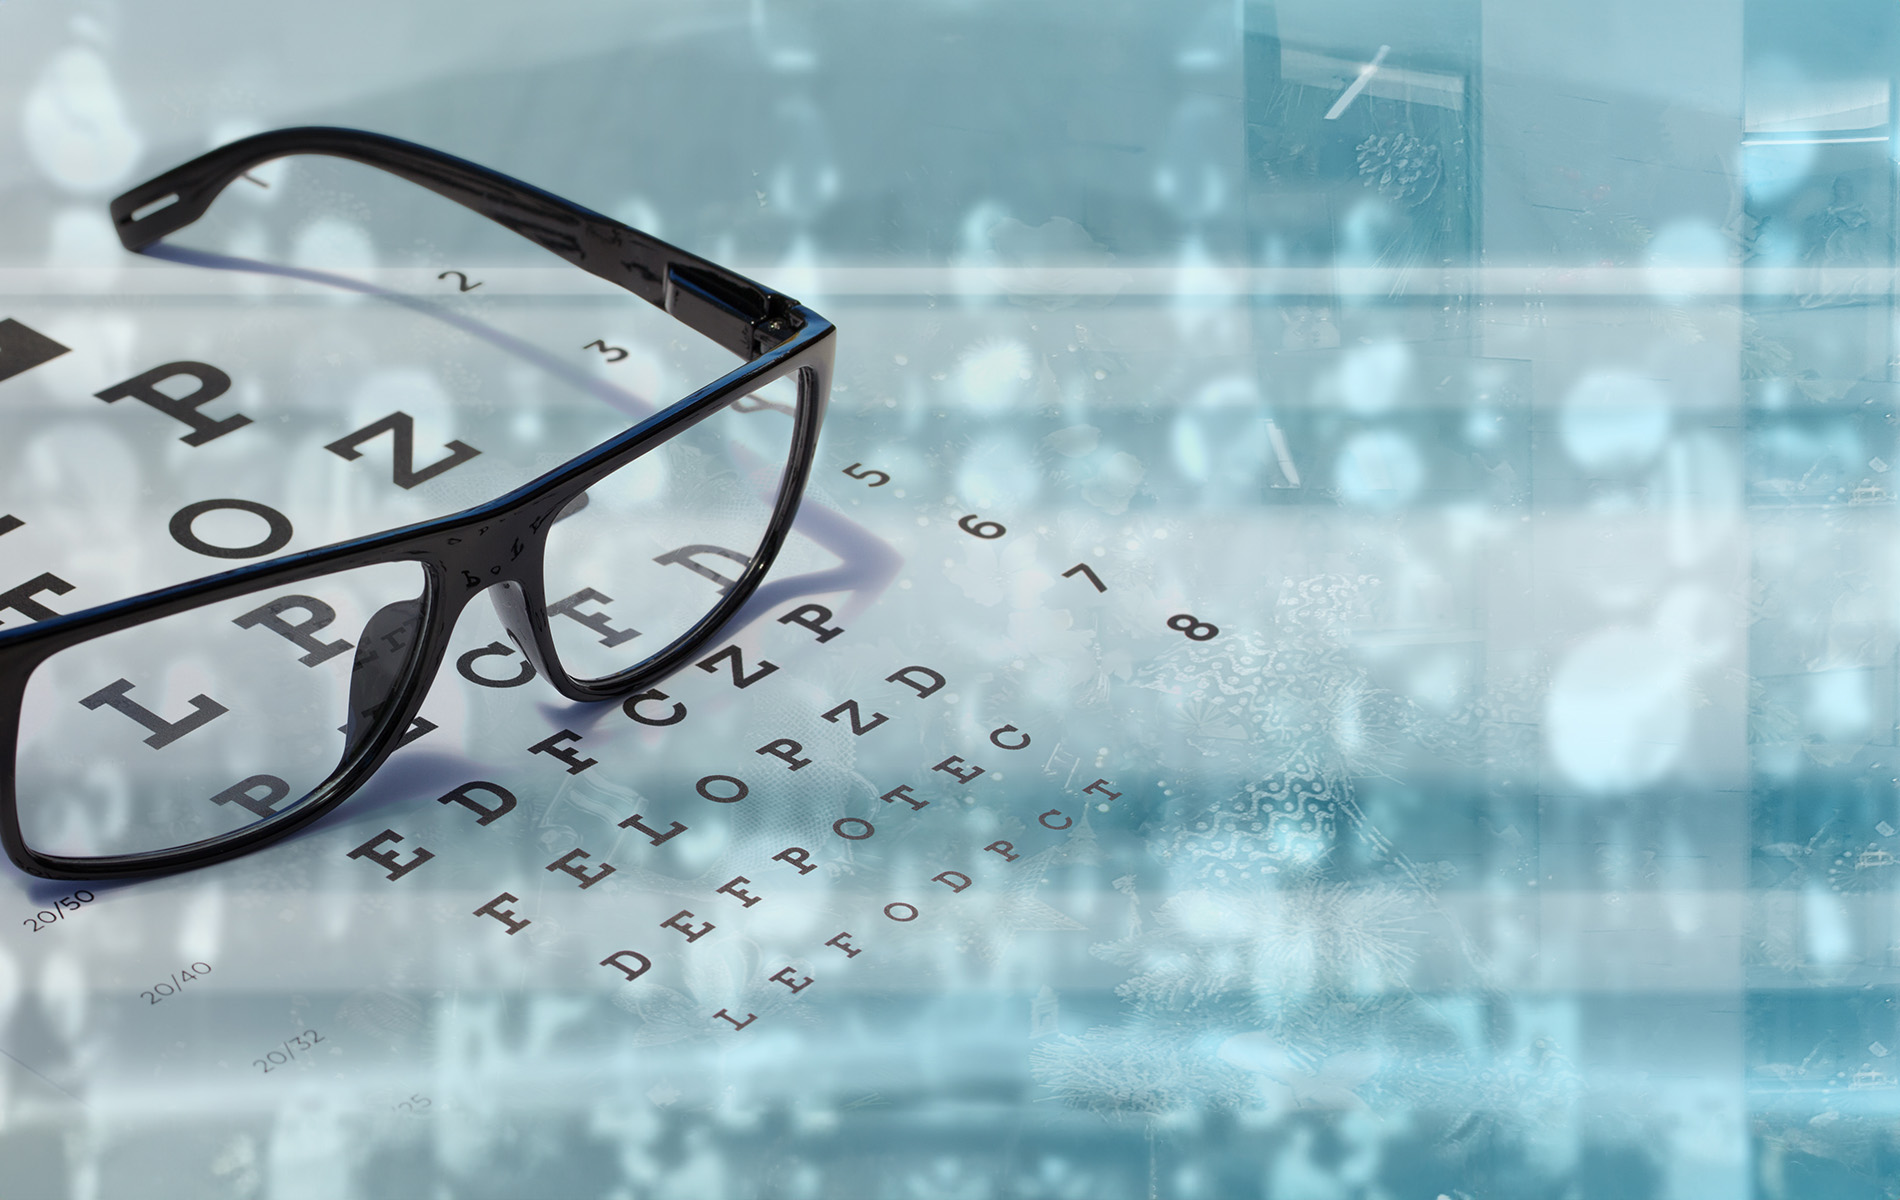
[0, 127, 835, 881]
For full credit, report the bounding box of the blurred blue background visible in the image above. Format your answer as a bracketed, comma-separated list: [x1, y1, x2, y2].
[3, 2, 1900, 1197]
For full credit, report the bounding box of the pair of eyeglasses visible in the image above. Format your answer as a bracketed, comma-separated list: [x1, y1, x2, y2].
[0, 127, 834, 881]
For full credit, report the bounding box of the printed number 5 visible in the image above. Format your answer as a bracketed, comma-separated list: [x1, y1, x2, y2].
[843, 463, 890, 487]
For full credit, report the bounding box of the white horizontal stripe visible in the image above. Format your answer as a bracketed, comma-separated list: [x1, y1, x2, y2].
[1743, 134, 1890, 146]
[4, 265, 1900, 299]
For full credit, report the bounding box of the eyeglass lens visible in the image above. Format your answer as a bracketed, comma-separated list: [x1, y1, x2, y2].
[541, 381, 804, 683]
[14, 561, 426, 859]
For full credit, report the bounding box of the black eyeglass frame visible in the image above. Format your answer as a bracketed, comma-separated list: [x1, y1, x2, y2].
[0, 127, 835, 882]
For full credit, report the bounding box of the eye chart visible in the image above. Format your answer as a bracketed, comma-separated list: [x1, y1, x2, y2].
[0, 174, 1548, 1197]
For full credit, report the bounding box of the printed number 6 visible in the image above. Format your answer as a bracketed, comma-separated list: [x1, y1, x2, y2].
[957, 514, 1006, 539]
[842, 463, 890, 487]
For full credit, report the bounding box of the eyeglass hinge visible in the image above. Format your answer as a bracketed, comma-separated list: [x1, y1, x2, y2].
[666, 265, 803, 358]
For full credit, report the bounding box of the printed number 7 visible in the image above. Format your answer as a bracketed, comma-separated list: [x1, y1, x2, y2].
[1063, 562, 1106, 593]
[843, 463, 890, 488]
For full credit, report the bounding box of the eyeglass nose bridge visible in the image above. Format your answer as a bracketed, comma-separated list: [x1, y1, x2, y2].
[435, 502, 552, 590]
[416, 496, 565, 677]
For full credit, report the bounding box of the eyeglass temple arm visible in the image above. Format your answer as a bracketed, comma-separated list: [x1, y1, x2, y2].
[108, 126, 803, 360]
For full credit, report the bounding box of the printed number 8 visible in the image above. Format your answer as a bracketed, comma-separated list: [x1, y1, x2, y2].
[1167, 613, 1218, 641]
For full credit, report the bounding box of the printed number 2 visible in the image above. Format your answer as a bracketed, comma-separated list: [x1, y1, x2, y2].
[843, 463, 889, 487]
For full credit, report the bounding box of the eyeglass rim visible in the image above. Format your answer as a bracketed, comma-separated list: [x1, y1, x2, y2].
[0, 128, 836, 881]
